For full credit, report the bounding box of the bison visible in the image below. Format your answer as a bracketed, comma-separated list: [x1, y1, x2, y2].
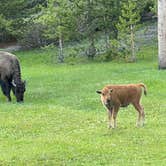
[96, 83, 147, 128]
[0, 51, 26, 102]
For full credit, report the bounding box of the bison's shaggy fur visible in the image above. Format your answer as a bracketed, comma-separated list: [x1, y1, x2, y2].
[97, 83, 147, 128]
[0, 51, 26, 102]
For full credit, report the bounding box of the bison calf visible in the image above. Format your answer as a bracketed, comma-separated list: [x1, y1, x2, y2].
[96, 83, 147, 128]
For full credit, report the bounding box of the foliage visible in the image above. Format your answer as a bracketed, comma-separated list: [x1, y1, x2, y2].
[38, 0, 75, 39]
[97, 39, 119, 61]
[0, 15, 12, 41]
[150, 0, 157, 14]
[0, 0, 157, 62]
[0, 0, 46, 42]
[117, 0, 140, 62]
[37, 0, 77, 62]
[71, 0, 121, 59]
[18, 23, 47, 49]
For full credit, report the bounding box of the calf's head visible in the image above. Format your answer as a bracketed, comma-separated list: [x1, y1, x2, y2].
[12, 80, 26, 102]
[96, 88, 113, 107]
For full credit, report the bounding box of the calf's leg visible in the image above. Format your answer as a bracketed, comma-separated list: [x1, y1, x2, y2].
[107, 108, 113, 128]
[140, 105, 145, 126]
[133, 102, 145, 127]
[111, 106, 119, 128]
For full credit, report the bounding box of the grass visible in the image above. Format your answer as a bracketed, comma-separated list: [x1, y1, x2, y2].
[0, 47, 166, 165]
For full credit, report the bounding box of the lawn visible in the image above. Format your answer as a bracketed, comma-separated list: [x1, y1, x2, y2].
[0, 49, 165, 165]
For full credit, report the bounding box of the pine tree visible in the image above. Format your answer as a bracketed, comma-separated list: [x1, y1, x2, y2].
[37, 0, 76, 62]
[117, 0, 140, 62]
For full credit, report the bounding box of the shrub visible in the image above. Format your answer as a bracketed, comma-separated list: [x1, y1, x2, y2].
[18, 23, 50, 49]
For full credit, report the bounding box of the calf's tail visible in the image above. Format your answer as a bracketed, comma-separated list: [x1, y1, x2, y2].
[139, 83, 147, 96]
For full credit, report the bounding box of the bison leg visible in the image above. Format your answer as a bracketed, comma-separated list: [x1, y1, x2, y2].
[140, 105, 145, 126]
[133, 102, 145, 127]
[107, 108, 113, 128]
[111, 106, 119, 128]
[0, 81, 11, 102]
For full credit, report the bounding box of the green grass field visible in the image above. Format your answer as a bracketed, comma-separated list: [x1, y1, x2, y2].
[0, 48, 166, 165]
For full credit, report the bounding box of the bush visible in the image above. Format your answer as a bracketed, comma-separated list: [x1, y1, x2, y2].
[18, 23, 50, 49]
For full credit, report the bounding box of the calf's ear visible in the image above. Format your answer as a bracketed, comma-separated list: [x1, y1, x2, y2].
[96, 90, 102, 94]
[109, 89, 113, 94]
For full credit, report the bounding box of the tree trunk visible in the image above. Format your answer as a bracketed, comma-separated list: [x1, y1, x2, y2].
[86, 0, 96, 59]
[58, 35, 64, 63]
[103, 16, 110, 50]
[87, 35, 96, 59]
[158, 0, 166, 69]
[130, 25, 136, 62]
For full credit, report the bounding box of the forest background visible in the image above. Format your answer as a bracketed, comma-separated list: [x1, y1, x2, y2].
[0, 0, 157, 63]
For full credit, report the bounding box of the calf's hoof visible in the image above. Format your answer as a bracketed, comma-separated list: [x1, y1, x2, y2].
[108, 125, 115, 129]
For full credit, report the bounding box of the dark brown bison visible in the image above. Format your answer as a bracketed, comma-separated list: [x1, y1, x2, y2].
[96, 83, 147, 128]
[0, 51, 26, 102]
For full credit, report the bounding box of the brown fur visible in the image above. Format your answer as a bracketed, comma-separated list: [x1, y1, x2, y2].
[96, 83, 147, 128]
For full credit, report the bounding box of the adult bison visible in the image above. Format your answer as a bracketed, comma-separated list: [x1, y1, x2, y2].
[96, 83, 147, 128]
[0, 51, 26, 102]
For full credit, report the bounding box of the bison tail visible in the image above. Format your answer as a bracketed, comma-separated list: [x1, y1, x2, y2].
[139, 83, 147, 96]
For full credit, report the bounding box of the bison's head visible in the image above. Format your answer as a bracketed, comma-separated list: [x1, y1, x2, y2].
[96, 88, 113, 108]
[12, 80, 26, 102]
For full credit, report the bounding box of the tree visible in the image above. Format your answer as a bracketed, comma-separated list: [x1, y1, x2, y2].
[0, 0, 46, 42]
[96, 0, 120, 50]
[117, 0, 140, 62]
[73, 0, 97, 59]
[158, 0, 166, 69]
[0, 14, 12, 41]
[73, 0, 121, 59]
[37, 0, 76, 62]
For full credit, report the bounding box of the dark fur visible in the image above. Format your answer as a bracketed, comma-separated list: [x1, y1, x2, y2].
[0, 51, 26, 102]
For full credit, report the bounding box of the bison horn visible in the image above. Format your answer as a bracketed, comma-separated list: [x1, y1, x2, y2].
[12, 80, 17, 87]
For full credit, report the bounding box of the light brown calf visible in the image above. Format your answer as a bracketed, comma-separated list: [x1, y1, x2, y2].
[96, 83, 147, 128]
